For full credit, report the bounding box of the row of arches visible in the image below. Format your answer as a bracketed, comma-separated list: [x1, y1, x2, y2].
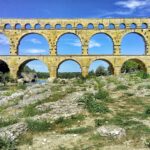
[3, 22, 149, 30]
[0, 58, 147, 78]
[0, 32, 146, 55]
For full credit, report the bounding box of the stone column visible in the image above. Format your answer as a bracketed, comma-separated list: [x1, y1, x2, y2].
[10, 38, 18, 55]
[82, 66, 89, 77]
[50, 66, 57, 78]
[50, 43, 57, 55]
[113, 31, 122, 55]
[114, 45, 120, 55]
[82, 42, 88, 55]
[114, 66, 121, 75]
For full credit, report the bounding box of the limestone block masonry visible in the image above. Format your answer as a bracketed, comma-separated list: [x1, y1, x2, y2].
[0, 18, 150, 79]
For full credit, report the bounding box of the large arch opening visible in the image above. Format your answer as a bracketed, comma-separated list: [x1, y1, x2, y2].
[57, 33, 82, 55]
[89, 59, 114, 76]
[17, 59, 49, 82]
[121, 33, 146, 55]
[88, 33, 113, 55]
[18, 33, 50, 55]
[0, 33, 10, 55]
[121, 59, 146, 73]
[57, 60, 82, 78]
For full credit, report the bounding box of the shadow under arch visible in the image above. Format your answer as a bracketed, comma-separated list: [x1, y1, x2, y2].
[17, 59, 49, 78]
[121, 58, 147, 73]
[17, 32, 50, 55]
[57, 59, 82, 78]
[89, 59, 114, 75]
[56, 32, 82, 55]
[0, 59, 10, 73]
[121, 32, 147, 55]
[88, 32, 114, 55]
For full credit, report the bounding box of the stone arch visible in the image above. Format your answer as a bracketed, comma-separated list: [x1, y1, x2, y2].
[17, 59, 49, 78]
[66, 24, 72, 29]
[57, 59, 82, 77]
[76, 24, 83, 29]
[17, 32, 50, 55]
[25, 23, 31, 29]
[109, 23, 115, 29]
[45, 24, 51, 29]
[0, 59, 10, 73]
[15, 23, 21, 29]
[88, 32, 114, 55]
[56, 32, 82, 55]
[55, 24, 62, 29]
[121, 32, 146, 55]
[141, 23, 148, 29]
[4, 23, 11, 29]
[89, 59, 114, 75]
[34, 23, 41, 29]
[120, 23, 126, 29]
[98, 24, 104, 29]
[121, 58, 147, 73]
[130, 23, 137, 29]
[87, 23, 94, 29]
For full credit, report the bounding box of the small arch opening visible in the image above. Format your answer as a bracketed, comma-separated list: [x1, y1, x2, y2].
[15, 23, 21, 29]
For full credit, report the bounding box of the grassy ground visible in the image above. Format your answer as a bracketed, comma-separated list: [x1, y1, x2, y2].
[0, 74, 150, 149]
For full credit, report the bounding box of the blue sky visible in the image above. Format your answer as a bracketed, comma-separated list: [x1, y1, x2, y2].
[0, 0, 150, 18]
[0, 0, 149, 74]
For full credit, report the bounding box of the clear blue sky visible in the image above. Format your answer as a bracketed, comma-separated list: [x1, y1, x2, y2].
[0, 0, 149, 73]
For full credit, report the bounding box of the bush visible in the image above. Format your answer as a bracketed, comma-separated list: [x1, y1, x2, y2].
[0, 118, 18, 128]
[116, 84, 128, 90]
[145, 138, 150, 148]
[78, 93, 110, 114]
[64, 127, 92, 134]
[26, 119, 51, 132]
[143, 106, 150, 117]
[136, 71, 149, 79]
[22, 105, 39, 117]
[95, 119, 107, 127]
[95, 66, 108, 76]
[121, 60, 143, 73]
[0, 137, 16, 150]
[94, 89, 109, 100]
[54, 115, 85, 128]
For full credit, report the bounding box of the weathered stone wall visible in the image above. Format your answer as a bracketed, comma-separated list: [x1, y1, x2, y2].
[0, 18, 150, 78]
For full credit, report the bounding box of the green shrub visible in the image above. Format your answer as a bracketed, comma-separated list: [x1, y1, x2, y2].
[22, 105, 39, 117]
[116, 84, 128, 90]
[0, 137, 16, 150]
[145, 138, 150, 148]
[54, 115, 85, 128]
[94, 89, 109, 100]
[143, 106, 150, 117]
[136, 71, 149, 79]
[0, 118, 18, 128]
[26, 119, 51, 132]
[17, 84, 27, 90]
[78, 93, 110, 114]
[64, 126, 92, 134]
[95, 119, 107, 127]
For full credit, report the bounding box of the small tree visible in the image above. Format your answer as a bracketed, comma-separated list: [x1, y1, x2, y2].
[95, 66, 108, 76]
[122, 60, 143, 73]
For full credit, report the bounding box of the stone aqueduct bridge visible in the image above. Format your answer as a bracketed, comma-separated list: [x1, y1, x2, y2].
[0, 18, 150, 78]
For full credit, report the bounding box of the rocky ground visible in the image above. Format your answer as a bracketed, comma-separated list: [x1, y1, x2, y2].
[0, 74, 150, 150]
